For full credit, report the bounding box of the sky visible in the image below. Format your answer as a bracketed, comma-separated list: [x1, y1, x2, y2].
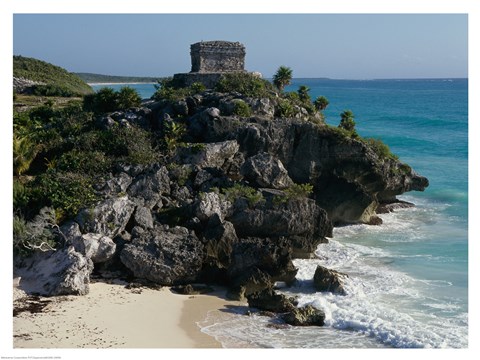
[13, 13, 467, 79]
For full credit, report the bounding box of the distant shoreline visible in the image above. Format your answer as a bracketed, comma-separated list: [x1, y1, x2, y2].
[88, 82, 157, 86]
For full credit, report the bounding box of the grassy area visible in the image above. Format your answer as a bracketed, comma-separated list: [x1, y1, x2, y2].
[14, 55, 93, 96]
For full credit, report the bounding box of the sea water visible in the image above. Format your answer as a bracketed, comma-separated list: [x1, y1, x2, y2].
[95, 79, 468, 348]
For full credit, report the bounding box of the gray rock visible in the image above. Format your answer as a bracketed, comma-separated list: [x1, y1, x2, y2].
[282, 305, 325, 326]
[15, 246, 93, 296]
[313, 265, 348, 295]
[127, 165, 170, 208]
[76, 196, 136, 237]
[247, 288, 296, 313]
[100, 172, 132, 195]
[133, 206, 154, 230]
[246, 98, 275, 118]
[120, 226, 204, 285]
[203, 216, 238, 273]
[59, 221, 82, 244]
[174, 140, 240, 169]
[194, 192, 232, 222]
[72, 233, 116, 263]
[241, 152, 293, 189]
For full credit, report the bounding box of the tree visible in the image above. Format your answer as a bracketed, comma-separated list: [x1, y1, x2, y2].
[339, 110, 356, 132]
[13, 134, 38, 176]
[273, 66, 293, 91]
[116, 86, 142, 109]
[314, 96, 329, 111]
[297, 85, 311, 103]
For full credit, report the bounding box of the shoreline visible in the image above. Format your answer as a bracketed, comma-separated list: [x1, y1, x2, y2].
[13, 281, 236, 348]
[88, 82, 157, 86]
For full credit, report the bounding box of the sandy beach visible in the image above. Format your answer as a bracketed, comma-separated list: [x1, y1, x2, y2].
[13, 280, 239, 348]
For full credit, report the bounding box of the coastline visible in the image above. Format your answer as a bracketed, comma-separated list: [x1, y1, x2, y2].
[88, 82, 157, 86]
[13, 281, 234, 348]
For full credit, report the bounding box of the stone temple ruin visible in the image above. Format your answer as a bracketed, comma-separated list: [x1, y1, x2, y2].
[173, 40, 246, 88]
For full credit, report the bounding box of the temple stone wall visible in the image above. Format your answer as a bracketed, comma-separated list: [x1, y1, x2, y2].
[190, 41, 246, 73]
[173, 40, 247, 88]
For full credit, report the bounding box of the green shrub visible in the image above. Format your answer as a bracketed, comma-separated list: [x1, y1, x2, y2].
[232, 99, 252, 117]
[363, 138, 399, 160]
[222, 183, 265, 207]
[83, 87, 117, 113]
[116, 86, 142, 109]
[215, 72, 275, 98]
[56, 149, 112, 175]
[30, 84, 75, 97]
[274, 183, 314, 204]
[34, 171, 99, 218]
[275, 99, 296, 118]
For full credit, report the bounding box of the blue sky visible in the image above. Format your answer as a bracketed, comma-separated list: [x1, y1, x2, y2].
[13, 14, 467, 79]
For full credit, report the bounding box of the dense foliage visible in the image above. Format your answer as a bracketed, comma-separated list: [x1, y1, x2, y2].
[13, 101, 161, 222]
[83, 86, 142, 113]
[14, 55, 93, 96]
[215, 72, 275, 98]
[75, 72, 160, 84]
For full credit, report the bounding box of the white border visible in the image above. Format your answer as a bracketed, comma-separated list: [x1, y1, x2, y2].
[2, 2, 478, 360]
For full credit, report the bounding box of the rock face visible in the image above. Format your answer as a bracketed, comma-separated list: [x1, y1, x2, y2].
[241, 152, 293, 189]
[120, 226, 204, 285]
[188, 113, 429, 224]
[281, 305, 325, 326]
[15, 247, 93, 296]
[313, 265, 348, 295]
[247, 289, 325, 327]
[72, 233, 116, 264]
[75, 196, 136, 237]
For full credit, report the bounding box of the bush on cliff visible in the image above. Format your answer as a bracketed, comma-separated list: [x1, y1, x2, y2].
[83, 86, 142, 113]
[215, 72, 275, 98]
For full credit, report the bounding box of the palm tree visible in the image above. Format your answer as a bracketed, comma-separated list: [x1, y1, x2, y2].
[314, 96, 329, 111]
[339, 110, 356, 132]
[297, 85, 311, 103]
[13, 134, 38, 176]
[273, 66, 293, 91]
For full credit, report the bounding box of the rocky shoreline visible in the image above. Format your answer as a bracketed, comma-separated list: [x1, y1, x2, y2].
[13, 87, 428, 329]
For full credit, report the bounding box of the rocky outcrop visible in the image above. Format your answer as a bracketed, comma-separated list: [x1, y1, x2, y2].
[127, 165, 170, 208]
[15, 247, 93, 296]
[313, 265, 348, 295]
[72, 233, 116, 264]
[241, 152, 293, 189]
[76, 196, 136, 237]
[247, 288, 325, 326]
[120, 226, 204, 285]
[185, 111, 428, 224]
[247, 288, 296, 313]
[174, 140, 240, 169]
[281, 305, 325, 326]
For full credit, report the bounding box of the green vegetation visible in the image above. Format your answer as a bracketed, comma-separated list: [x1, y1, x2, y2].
[13, 100, 161, 220]
[314, 96, 329, 111]
[215, 72, 275, 98]
[338, 110, 358, 138]
[297, 85, 311, 103]
[232, 99, 252, 117]
[363, 138, 399, 161]
[13, 208, 58, 256]
[222, 183, 265, 208]
[273, 183, 314, 204]
[152, 78, 206, 102]
[14, 56, 93, 96]
[83, 86, 142, 113]
[74, 72, 160, 84]
[116, 86, 142, 109]
[273, 66, 293, 91]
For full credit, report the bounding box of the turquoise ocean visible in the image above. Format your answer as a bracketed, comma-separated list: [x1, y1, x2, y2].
[91, 78, 468, 348]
